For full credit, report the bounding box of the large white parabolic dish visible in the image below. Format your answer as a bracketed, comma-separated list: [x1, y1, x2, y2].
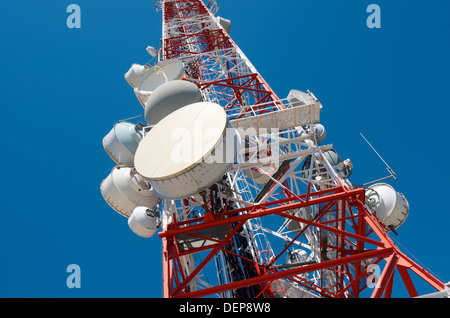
[134, 102, 241, 199]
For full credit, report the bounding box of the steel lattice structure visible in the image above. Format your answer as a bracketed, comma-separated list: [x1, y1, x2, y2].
[148, 0, 447, 298]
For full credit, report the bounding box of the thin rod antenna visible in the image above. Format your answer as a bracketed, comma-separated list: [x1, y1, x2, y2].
[118, 114, 144, 122]
[360, 132, 397, 181]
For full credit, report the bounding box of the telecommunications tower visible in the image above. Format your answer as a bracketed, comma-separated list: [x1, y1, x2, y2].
[100, 0, 449, 298]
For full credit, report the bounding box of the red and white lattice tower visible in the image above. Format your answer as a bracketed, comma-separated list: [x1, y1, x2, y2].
[147, 0, 447, 298]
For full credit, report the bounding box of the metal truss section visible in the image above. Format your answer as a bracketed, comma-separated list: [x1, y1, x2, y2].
[153, 0, 447, 299]
[161, 0, 279, 118]
[164, 13, 221, 39]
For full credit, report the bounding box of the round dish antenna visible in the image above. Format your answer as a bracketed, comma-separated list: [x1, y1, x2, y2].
[100, 166, 160, 218]
[144, 80, 202, 126]
[302, 149, 343, 180]
[124, 63, 148, 88]
[134, 102, 241, 199]
[103, 121, 144, 166]
[128, 206, 160, 238]
[365, 183, 409, 232]
[313, 123, 326, 144]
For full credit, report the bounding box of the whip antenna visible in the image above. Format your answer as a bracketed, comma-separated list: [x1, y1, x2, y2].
[360, 132, 397, 186]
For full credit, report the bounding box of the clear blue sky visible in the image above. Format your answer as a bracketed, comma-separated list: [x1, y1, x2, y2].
[0, 0, 449, 298]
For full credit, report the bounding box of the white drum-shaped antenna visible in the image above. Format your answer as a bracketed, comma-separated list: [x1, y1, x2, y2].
[124, 64, 148, 88]
[287, 89, 315, 106]
[100, 167, 160, 217]
[144, 80, 202, 126]
[134, 102, 241, 199]
[365, 183, 409, 232]
[103, 121, 143, 166]
[313, 123, 326, 144]
[128, 206, 159, 238]
[302, 149, 343, 179]
[135, 59, 185, 107]
[323, 149, 342, 166]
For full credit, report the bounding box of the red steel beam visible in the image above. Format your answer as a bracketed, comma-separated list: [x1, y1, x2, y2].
[397, 265, 418, 297]
[171, 220, 247, 296]
[353, 198, 446, 293]
[160, 187, 364, 238]
[172, 248, 395, 298]
[371, 253, 398, 298]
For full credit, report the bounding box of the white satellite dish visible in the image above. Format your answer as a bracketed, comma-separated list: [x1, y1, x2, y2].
[365, 183, 409, 232]
[313, 123, 326, 144]
[124, 63, 149, 88]
[103, 121, 144, 166]
[100, 166, 160, 218]
[128, 206, 160, 238]
[144, 80, 202, 126]
[134, 59, 185, 107]
[134, 102, 241, 199]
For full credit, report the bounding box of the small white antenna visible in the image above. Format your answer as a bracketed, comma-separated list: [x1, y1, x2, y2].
[360, 132, 397, 186]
